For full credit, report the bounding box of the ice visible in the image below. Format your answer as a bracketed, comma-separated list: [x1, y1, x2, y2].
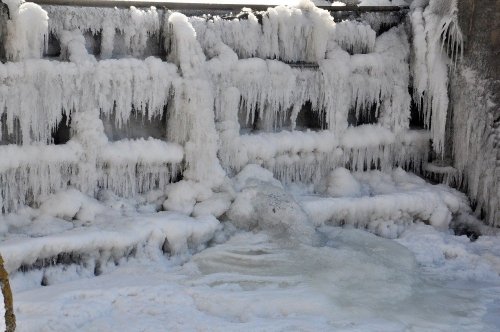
[5, 227, 499, 331]
[397, 223, 500, 281]
[3, 1, 48, 61]
[200, 14, 409, 134]
[333, 20, 376, 54]
[327, 167, 362, 197]
[0, 167, 499, 331]
[221, 126, 428, 183]
[191, 2, 334, 63]
[0, 57, 178, 144]
[59, 29, 95, 63]
[162, 180, 213, 215]
[301, 168, 471, 238]
[0, 210, 220, 275]
[228, 165, 316, 243]
[409, 0, 463, 155]
[449, 68, 499, 227]
[166, 12, 225, 186]
[232, 164, 283, 191]
[192, 193, 233, 218]
[0, 2, 426, 212]
[0, 1, 499, 330]
[38, 189, 103, 222]
[45, 5, 160, 58]
[0, 135, 183, 212]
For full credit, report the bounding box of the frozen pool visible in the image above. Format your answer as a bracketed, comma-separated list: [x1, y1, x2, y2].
[10, 226, 500, 332]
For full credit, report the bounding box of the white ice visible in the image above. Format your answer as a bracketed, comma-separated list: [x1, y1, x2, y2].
[5, 227, 500, 332]
[0, 1, 498, 330]
[0, 165, 499, 331]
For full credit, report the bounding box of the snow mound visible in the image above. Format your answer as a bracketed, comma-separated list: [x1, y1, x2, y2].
[0, 210, 220, 278]
[302, 168, 472, 238]
[228, 165, 316, 244]
[327, 167, 362, 197]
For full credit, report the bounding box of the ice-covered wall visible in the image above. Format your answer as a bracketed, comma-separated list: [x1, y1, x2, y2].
[447, 0, 499, 227]
[405, 0, 499, 226]
[2, 0, 48, 61]
[0, 2, 184, 212]
[0, 0, 496, 225]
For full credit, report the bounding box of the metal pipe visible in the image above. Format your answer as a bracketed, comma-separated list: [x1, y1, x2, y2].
[28, 0, 408, 12]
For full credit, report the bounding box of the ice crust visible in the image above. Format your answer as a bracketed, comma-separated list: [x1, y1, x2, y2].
[0, 0, 493, 228]
[410, 0, 463, 155]
[0, 3, 499, 330]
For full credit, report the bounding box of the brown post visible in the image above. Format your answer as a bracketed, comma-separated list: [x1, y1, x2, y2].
[0, 254, 15, 332]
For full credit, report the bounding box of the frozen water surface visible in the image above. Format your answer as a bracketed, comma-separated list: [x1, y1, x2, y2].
[8, 226, 500, 332]
[0, 1, 498, 331]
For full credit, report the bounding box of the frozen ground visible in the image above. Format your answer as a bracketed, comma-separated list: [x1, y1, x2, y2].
[4, 227, 500, 331]
[0, 1, 497, 330]
[1, 167, 499, 331]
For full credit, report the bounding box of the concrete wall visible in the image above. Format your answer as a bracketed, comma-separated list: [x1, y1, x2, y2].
[458, 0, 500, 99]
[450, 0, 500, 225]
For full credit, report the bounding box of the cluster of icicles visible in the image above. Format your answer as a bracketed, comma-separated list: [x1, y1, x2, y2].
[0, 0, 464, 215]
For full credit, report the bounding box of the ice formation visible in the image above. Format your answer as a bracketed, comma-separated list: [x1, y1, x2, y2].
[0, 2, 499, 331]
[3, 0, 48, 61]
[44, 5, 161, 59]
[409, 0, 463, 155]
[449, 68, 500, 227]
[0, 0, 495, 230]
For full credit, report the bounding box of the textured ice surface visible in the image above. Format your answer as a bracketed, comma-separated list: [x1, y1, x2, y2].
[1, 165, 499, 331]
[0, 1, 498, 330]
[6, 228, 500, 332]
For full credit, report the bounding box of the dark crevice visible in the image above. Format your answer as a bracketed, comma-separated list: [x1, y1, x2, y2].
[101, 105, 168, 141]
[52, 113, 71, 145]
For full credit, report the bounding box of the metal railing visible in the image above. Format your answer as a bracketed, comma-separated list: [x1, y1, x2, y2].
[28, 0, 408, 12]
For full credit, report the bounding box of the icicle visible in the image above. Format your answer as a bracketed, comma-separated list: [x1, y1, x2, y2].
[100, 19, 115, 59]
[409, 0, 464, 156]
[70, 110, 107, 195]
[450, 68, 499, 226]
[318, 51, 351, 133]
[59, 29, 96, 63]
[190, 3, 335, 62]
[126, 7, 159, 57]
[333, 21, 376, 54]
[410, 7, 428, 110]
[4, 0, 48, 61]
[97, 139, 183, 197]
[166, 12, 225, 186]
[0, 58, 177, 143]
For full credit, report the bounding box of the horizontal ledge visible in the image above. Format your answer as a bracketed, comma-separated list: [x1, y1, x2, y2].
[28, 1, 408, 12]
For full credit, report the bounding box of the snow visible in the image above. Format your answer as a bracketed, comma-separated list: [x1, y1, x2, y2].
[0, 212, 219, 275]
[0, 1, 499, 330]
[1, 2, 422, 209]
[3, 224, 500, 331]
[3, 1, 48, 61]
[302, 167, 470, 238]
[162, 180, 213, 215]
[0, 163, 499, 330]
[327, 167, 362, 197]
